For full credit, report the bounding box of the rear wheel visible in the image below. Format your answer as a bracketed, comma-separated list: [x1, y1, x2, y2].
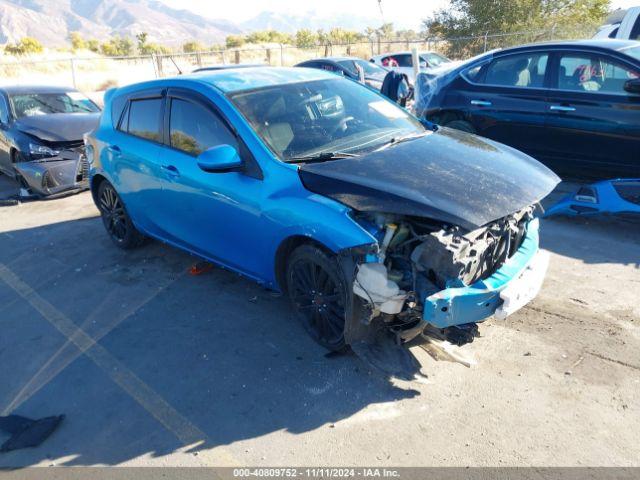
[97, 181, 146, 249]
[444, 119, 476, 134]
[286, 244, 347, 351]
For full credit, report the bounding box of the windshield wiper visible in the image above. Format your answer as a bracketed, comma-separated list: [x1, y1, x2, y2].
[287, 151, 359, 164]
[373, 131, 430, 153]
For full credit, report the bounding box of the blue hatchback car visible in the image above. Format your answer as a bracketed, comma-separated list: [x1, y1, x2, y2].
[87, 67, 559, 373]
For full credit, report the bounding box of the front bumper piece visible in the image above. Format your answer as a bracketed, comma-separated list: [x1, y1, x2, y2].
[422, 218, 548, 328]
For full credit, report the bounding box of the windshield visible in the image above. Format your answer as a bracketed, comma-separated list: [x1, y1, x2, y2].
[621, 45, 640, 61]
[229, 78, 424, 162]
[10, 92, 100, 118]
[338, 59, 386, 77]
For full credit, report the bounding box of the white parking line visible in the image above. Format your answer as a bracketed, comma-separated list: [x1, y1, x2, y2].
[0, 262, 239, 465]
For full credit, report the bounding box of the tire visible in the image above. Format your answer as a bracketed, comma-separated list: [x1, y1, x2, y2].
[286, 244, 348, 351]
[444, 119, 476, 134]
[97, 180, 146, 249]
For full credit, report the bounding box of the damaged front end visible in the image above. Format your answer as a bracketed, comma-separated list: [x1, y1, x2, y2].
[14, 142, 90, 197]
[340, 207, 549, 378]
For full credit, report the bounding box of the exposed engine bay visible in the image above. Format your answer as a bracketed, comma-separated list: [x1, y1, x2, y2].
[343, 206, 535, 377]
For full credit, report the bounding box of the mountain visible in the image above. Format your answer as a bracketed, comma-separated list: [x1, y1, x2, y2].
[0, 0, 241, 47]
[240, 10, 383, 34]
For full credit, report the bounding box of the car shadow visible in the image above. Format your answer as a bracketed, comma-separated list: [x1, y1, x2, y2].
[540, 214, 640, 268]
[0, 216, 419, 467]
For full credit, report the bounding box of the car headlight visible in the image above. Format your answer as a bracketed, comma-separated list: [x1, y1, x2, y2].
[29, 143, 60, 158]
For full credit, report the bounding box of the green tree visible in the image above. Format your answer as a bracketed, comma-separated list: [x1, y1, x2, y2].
[4, 37, 44, 55]
[100, 36, 134, 56]
[87, 39, 100, 53]
[182, 41, 205, 53]
[136, 32, 148, 52]
[69, 31, 86, 50]
[295, 29, 317, 48]
[422, 0, 609, 41]
[225, 35, 244, 48]
[377, 22, 395, 40]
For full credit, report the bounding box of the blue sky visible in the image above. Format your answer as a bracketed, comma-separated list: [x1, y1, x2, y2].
[160, 0, 638, 30]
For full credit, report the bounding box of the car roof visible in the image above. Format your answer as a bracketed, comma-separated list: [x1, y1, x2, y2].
[500, 38, 640, 53]
[372, 51, 439, 58]
[0, 85, 76, 95]
[118, 67, 338, 95]
[193, 63, 266, 72]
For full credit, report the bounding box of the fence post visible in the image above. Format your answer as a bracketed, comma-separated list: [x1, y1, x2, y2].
[70, 58, 77, 89]
[221, 50, 226, 65]
[280, 43, 284, 66]
[150, 54, 158, 78]
[156, 54, 164, 77]
[234, 50, 240, 64]
[266, 48, 272, 65]
[196, 51, 202, 67]
[370, 40, 374, 57]
[483, 31, 488, 52]
[377, 36, 381, 54]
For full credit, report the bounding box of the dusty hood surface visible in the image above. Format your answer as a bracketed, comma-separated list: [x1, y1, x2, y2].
[15, 113, 100, 143]
[298, 127, 560, 231]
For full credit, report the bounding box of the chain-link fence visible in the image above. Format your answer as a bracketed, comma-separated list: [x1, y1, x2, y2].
[0, 25, 600, 94]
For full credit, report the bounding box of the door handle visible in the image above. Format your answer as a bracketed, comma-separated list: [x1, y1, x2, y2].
[550, 105, 576, 112]
[161, 165, 180, 177]
[471, 100, 492, 106]
[106, 145, 121, 154]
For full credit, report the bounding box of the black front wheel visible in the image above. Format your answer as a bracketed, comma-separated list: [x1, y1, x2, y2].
[97, 181, 146, 249]
[286, 244, 348, 351]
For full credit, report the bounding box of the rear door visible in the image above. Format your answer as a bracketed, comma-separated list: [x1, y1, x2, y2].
[111, 91, 166, 235]
[461, 50, 551, 159]
[543, 49, 640, 179]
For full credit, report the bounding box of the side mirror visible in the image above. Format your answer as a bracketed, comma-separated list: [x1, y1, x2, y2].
[624, 78, 640, 94]
[197, 144, 242, 173]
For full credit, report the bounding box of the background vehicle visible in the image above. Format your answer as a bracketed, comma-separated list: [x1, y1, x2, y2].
[0, 85, 100, 196]
[87, 67, 558, 373]
[295, 57, 389, 90]
[416, 40, 640, 180]
[593, 7, 640, 40]
[370, 51, 452, 83]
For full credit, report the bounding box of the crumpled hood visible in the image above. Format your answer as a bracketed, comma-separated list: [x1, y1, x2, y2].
[298, 127, 560, 231]
[15, 113, 100, 143]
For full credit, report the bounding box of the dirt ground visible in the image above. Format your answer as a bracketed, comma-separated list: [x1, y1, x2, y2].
[0, 179, 639, 467]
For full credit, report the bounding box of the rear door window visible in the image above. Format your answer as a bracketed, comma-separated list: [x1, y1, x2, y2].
[169, 98, 236, 156]
[382, 54, 411, 67]
[127, 98, 163, 142]
[483, 53, 549, 87]
[556, 53, 640, 94]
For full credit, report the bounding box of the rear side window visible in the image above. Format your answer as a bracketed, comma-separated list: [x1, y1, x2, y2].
[483, 53, 548, 88]
[127, 98, 162, 142]
[169, 98, 236, 156]
[382, 54, 411, 67]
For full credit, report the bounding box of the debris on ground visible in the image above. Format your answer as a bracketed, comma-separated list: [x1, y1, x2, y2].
[189, 261, 214, 275]
[0, 414, 64, 453]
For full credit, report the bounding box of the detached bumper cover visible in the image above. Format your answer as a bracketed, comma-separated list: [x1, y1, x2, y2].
[14, 153, 89, 196]
[423, 218, 546, 328]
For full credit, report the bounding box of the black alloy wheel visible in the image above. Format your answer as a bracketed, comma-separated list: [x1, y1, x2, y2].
[286, 244, 348, 351]
[97, 181, 145, 249]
